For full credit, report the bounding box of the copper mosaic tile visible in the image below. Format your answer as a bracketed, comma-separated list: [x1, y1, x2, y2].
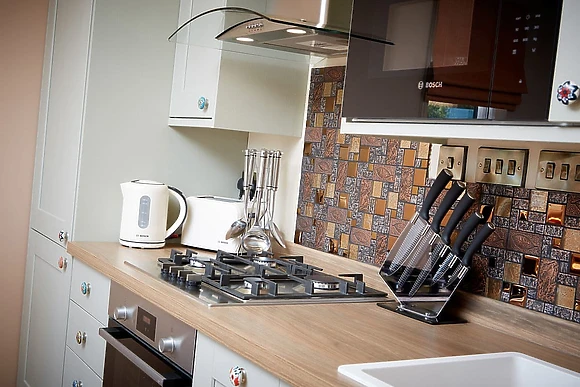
[562, 228, 580, 253]
[538, 259, 559, 303]
[296, 65, 580, 324]
[556, 285, 575, 309]
[530, 190, 549, 212]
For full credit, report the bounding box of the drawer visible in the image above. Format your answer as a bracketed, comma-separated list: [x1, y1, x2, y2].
[66, 300, 106, 378]
[63, 346, 102, 387]
[193, 333, 282, 387]
[71, 258, 110, 324]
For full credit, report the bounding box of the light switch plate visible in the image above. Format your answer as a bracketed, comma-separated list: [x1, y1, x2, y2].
[536, 151, 580, 193]
[475, 147, 528, 187]
[437, 145, 467, 180]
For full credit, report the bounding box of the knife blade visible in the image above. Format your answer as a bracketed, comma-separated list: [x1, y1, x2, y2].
[446, 222, 495, 287]
[431, 211, 484, 285]
[382, 169, 453, 276]
[408, 191, 476, 296]
[395, 180, 466, 292]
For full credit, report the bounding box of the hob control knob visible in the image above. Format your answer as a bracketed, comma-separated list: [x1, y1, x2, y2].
[557, 80, 579, 105]
[72, 380, 83, 387]
[158, 337, 175, 353]
[229, 366, 246, 386]
[113, 306, 128, 320]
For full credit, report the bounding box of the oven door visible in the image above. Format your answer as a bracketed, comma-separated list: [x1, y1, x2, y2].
[343, 0, 562, 123]
[99, 320, 192, 387]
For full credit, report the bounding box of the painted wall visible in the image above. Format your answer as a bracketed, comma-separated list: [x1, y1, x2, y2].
[0, 0, 49, 384]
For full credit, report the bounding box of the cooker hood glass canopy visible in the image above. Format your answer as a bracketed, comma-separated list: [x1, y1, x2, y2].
[168, 5, 393, 58]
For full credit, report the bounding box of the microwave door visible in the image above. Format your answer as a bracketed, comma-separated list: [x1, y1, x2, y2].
[487, 0, 562, 123]
[343, 0, 498, 121]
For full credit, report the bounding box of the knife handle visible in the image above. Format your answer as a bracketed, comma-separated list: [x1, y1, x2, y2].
[419, 169, 453, 221]
[430, 181, 465, 234]
[461, 222, 495, 267]
[441, 191, 475, 245]
[451, 212, 484, 256]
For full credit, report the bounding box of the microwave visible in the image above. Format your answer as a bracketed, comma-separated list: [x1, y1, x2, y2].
[341, 0, 580, 139]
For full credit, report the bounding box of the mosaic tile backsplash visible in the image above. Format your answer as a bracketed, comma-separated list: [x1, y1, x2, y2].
[296, 66, 580, 324]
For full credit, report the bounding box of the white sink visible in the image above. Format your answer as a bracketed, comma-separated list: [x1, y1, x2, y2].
[338, 352, 580, 387]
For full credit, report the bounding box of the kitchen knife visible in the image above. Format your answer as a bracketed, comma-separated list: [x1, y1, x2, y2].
[431, 211, 484, 285]
[382, 169, 453, 276]
[408, 191, 476, 296]
[395, 180, 466, 292]
[446, 222, 495, 287]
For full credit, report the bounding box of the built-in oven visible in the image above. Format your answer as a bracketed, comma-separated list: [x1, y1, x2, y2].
[99, 282, 196, 386]
[342, 0, 568, 124]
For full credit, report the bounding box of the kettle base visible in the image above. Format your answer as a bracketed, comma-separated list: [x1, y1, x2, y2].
[119, 239, 165, 249]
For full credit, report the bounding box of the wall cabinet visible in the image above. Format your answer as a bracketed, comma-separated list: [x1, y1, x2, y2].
[193, 332, 291, 387]
[168, 0, 309, 137]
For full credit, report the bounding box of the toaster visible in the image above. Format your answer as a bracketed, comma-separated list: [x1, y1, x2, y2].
[181, 196, 244, 253]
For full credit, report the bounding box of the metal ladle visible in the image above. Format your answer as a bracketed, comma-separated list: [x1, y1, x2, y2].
[242, 149, 271, 254]
[266, 150, 285, 248]
[225, 149, 256, 240]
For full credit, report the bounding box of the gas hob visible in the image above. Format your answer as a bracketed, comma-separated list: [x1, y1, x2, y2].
[127, 249, 388, 307]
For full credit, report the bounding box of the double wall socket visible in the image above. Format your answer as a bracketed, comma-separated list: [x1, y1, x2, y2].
[437, 145, 467, 180]
[475, 147, 528, 187]
[536, 151, 580, 193]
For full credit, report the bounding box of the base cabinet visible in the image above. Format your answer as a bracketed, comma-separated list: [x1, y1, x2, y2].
[63, 347, 103, 387]
[193, 332, 291, 387]
[18, 230, 72, 387]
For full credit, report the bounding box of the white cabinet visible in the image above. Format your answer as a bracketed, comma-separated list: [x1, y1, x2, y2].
[549, 0, 580, 123]
[29, 0, 92, 248]
[169, 0, 309, 137]
[63, 347, 103, 387]
[193, 332, 291, 387]
[18, 230, 72, 387]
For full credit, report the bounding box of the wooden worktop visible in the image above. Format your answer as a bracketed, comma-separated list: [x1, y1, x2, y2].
[67, 242, 580, 387]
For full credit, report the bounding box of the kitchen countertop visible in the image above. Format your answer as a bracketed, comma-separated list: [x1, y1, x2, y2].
[67, 241, 580, 387]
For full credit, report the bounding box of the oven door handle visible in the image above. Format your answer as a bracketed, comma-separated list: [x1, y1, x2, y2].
[99, 327, 169, 386]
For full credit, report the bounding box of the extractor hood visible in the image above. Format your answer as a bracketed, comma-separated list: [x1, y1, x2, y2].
[168, 0, 392, 57]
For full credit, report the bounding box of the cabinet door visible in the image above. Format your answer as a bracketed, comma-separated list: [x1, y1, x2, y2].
[18, 230, 72, 387]
[29, 0, 93, 246]
[169, 0, 224, 122]
[193, 333, 283, 387]
[549, 0, 580, 123]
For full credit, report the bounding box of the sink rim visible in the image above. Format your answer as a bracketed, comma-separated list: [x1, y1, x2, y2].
[338, 352, 580, 387]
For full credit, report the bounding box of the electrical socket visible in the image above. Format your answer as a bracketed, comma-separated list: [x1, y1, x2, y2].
[475, 147, 528, 187]
[536, 151, 580, 193]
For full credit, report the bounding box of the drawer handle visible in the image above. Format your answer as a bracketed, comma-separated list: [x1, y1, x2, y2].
[80, 281, 91, 296]
[198, 96, 208, 110]
[75, 331, 87, 345]
[72, 380, 83, 387]
[229, 366, 246, 386]
[58, 257, 67, 270]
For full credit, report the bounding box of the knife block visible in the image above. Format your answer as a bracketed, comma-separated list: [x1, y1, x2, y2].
[377, 243, 468, 325]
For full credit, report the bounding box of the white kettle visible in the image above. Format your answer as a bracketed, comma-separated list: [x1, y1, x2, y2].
[119, 180, 187, 248]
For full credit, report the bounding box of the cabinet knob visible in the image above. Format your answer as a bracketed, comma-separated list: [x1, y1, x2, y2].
[158, 337, 175, 353]
[113, 306, 128, 320]
[58, 257, 67, 270]
[198, 96, 208, 110]
[72, 380, 83, 387]
[75, 331, 87, 345]
[80, 281, 91, 296]
[557, 80, 579, 105]
[229, 366, 246, 386]
[58, 230, 69, 243]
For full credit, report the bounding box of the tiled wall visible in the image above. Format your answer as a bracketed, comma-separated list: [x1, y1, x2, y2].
[296, 66, 580, 324]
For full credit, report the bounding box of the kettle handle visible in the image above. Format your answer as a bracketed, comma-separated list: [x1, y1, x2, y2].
[166, 186, 188, 239]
